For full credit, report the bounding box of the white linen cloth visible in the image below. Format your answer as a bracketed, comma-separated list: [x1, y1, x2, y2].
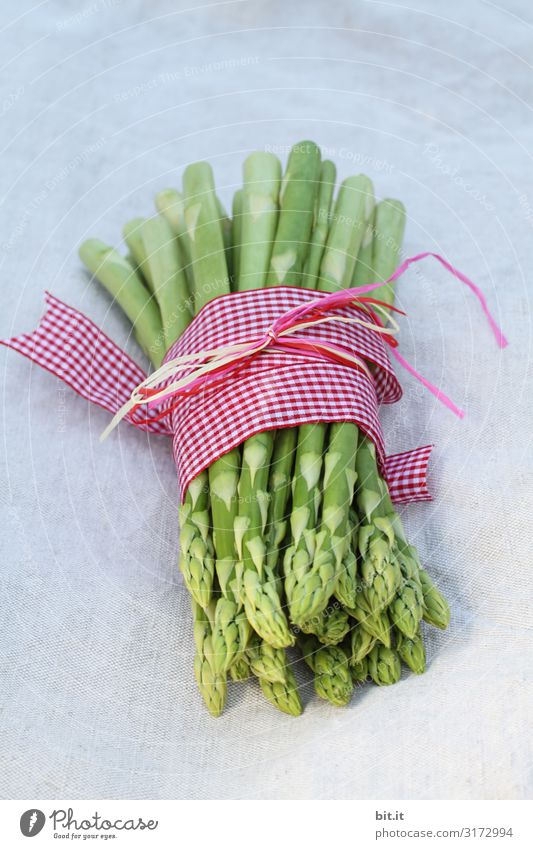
[0, 0, 531, 800]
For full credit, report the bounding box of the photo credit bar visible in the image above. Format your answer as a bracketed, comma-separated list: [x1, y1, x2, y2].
[0, 800, 532, 847]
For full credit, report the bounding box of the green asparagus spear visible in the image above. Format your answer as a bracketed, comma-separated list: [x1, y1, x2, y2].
[257, 667, 303, 716]
[378, 485, 450, 634]
[231, 189, 243, 289]
[351, 656, 369, 684]
[211, 598, 251, 674]
[248, 637, 290, 684]
[216, 197, 233, 282]
[265, 141, 321, 287]
[139, 215, 191, 352]
[123, 218, 152, 289]
[396, 628, 426, 674]
[283, 423, 328, 624]
[348, 623, 376, 666]
[228, 153, 294, 648]
[178, 473, 215, 608]
[302, 159, 337, 288]
[192, 599, 227, 716]
[78, 240, 164, 366]
[355, 437, 402, 612]
[182, 161, 246, 678]
[236, 431, 294, 647]
[285, 176, 374, 625]
[334, 511, 358, 609]
[368, 199, 406, 309]
[234, 143, 321, 645]
[229, 653, 252, 682]
[346, 593, 392, 647]
[389, 578, 424, 639]
[368, 643, 401, 686]
[352, 205, 376, 285]
[300, 636, 353, 706]
[261, 147, 331, 582]
[419, 569, 451, 629]
[264, 427, 298, 578]
[300, 602, 350, 646]
[154, 188, 193, 285]
[238, 152, 281, 291]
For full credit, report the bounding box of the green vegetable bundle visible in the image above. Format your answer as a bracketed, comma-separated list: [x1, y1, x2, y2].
[80, 141, 450, 717]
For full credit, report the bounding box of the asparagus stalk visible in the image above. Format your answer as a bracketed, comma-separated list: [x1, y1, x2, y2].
[192, 599, 227, 716]
[236, 431, 294, 647]
[211, 153, 280, 668]
[178, 473, 215, 609]
[154, 188, 193, 285]
[367, 643, 402, 686]
[377, 481, 450, 632]
[234, 143, 321, 647]
[230, 189, 243, 289]
[302, 159, 337, 288]
[283, 422, 327, 622]
[139, 215, 191, 355]
[300, 636, 353, 706]
[264, 427, 298, 578]
[238, 152, 281, 291]
[346, 586, 393, 646]
[355, 437, 402, 613]
[211, 597, 250, 674]
[351, 656, 369, 684]
[216, 197, 233, 282]
[352, 197, 449, 660]
[265, 141, 321, 287]
[389, 577, 424, 639]
[299, 602, 350, 646]
[181, 161, 245, 680]
[334, 511, 358, 609]
[348, 623, 376, 666]
[352, 205, 376, 285]
[228, 153, 294, 649]
[257, 666, 303, 716]
[229, 653, 251, 682]
[419, 570, 451, 629]
[183, 162, 231, 309]
[262, 158, 333, 579]
[396, 628, 426, 674]
[367, 199, 406, 308]
[78, 240, 164, 366]
[123, 218, 152, 288]
[285, 176, 373, 626]
[248, 637, 290, 684]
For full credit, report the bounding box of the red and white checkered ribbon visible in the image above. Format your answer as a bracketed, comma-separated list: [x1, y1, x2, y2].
[1, 289, 433, 504]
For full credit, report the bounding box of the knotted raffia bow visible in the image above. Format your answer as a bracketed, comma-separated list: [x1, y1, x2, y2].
[100, 252, 508, 442]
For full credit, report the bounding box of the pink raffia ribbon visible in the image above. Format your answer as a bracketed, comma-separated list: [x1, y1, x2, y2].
[102, 252, 508, 440]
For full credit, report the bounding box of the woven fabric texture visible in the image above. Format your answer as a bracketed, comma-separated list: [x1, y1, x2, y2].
[0, 0, 531, 801]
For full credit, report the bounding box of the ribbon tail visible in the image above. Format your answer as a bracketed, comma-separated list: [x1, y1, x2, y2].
[384, 445, 434, 504]
[387, 251, 509, 349]
[1, 292, 172, 436]
[390, 348, 465, 419]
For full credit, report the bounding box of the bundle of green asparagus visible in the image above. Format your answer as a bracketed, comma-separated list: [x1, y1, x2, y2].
[79, 140, 450, 717]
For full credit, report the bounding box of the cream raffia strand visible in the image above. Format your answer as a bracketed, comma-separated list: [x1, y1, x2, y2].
[99, 305, 398, 443]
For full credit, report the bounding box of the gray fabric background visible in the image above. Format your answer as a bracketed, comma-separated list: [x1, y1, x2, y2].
[0, 0, 531, 800]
